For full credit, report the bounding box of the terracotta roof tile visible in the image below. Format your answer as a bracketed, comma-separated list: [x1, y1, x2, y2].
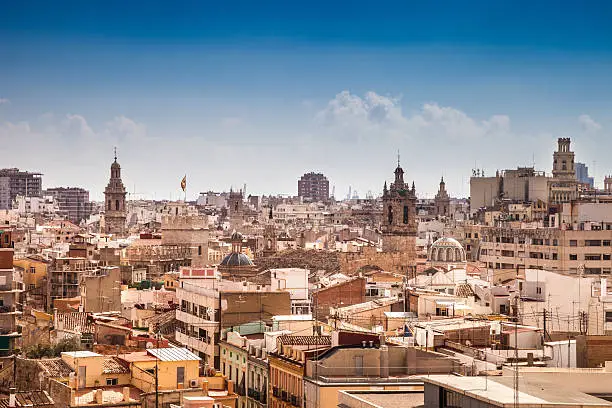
[38, 359, 73, 378]
[102, 357, 130, 374]
[277, 335, 331, 346]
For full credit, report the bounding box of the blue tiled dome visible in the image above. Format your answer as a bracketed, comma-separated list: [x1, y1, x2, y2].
[220, 252, 253, 266]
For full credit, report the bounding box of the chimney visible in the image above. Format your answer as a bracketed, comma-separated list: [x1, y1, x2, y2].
[122, 386, 130, 402]
[202, 379, 209, 395]
[227, 379, 234, 395]
[379, 345, 389, 378]
[8, 388, 16, 408]
[527, 352, 534, 367]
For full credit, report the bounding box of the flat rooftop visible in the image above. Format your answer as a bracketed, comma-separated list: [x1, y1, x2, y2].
[422, 375, 612, 407]
[339, 390, 424, 408]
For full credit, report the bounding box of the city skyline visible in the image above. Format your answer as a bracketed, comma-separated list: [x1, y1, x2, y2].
[2, 1, 611, 200]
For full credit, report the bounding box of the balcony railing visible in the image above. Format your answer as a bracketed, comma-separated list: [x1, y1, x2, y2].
[0, 306, 16, 313]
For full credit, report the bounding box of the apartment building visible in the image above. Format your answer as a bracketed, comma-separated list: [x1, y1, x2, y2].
[269, 336, 331, 408]
[49, 257, 99, 308]
[0, 230, 22, 356]
[477, 225, 612, 275]
[175, 267, 291, 370]
[45, 187, 94, 224]
[297, 172, 329, 202]
[0, 168, 43, 209]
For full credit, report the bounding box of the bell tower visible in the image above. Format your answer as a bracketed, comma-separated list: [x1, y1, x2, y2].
[381, 155, 417, 276]
[103, 148, 127, 236]
[262, 206, 277, 257]
[434, 177, 450, 217]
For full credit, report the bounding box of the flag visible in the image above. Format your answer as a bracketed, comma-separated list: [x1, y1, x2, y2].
[180, 175, 186, 192]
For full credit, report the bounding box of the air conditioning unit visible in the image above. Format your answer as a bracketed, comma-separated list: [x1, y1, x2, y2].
[189, 379, 199, 388]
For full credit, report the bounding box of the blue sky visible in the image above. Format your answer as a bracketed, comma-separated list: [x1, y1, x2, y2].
[1, 1, 612, 200]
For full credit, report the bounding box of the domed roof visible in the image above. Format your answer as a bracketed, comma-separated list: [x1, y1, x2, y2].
[230, 231, 244, 241]
[431, 237, 463, 249]
[219, 252, 254, 267]
[429, 237, 466, 263]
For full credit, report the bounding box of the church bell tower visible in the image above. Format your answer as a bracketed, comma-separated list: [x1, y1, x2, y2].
[103, 149, 127, 236]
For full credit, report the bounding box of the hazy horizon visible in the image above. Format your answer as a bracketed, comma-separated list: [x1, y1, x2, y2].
[2, 1, 611, 201]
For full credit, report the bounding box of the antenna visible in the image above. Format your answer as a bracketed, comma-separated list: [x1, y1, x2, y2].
[397, 149, 400, 166]
[114, 146, 117, 162]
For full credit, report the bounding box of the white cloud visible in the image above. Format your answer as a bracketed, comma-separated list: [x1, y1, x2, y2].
[104, 115, 147, 140]
[0, 98, 9, 105]
[317, 90, 511, 141]
[579, 114, 601, 132]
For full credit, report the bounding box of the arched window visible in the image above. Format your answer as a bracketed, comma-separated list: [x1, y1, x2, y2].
[388, 206, 393, 225]
[562, 160, 567, 171]
[403, 206, 409, 224]
[115, 200, 120, 211]
[107, 200, 111, 210]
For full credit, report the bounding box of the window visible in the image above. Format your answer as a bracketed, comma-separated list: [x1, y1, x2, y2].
[115, 199, 120, 211]
[604, 240, 611, 247]
[569, 254, 578, 261]
[29, 266, 36, 274]
[605, 254, 611, 261]
[387, 206, 393, 225]
[177, 366, 185, 386]
[29, 284, 35, 290]
[536, 287, 542, 294]
[403, 206, 409, 224]
[570, 240, 578, 247]
[552, 253, 558, 260]
[586, 240, 602, 247]
[585, 254, 602, 261]
[106, 378, 118, 386]
[474, 233, 479, 239]
[606, 311, 612, 323]
[552, 239, 558, 246]
[441, 389, 463, 408]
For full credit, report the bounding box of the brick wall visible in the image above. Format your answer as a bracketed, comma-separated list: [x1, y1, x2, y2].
[312, 278, 365, 319]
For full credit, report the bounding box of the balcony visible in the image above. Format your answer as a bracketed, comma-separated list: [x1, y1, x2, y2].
[176, 309, 218, 327]
[175, 330, 210, 354]
[0, 305, 19, 314]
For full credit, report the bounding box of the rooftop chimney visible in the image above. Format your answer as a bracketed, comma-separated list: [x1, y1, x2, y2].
[122, 386, 130, 402]
[8, 388, 16, 408]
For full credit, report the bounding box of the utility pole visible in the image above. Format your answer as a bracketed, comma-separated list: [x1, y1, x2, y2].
[542, 309, 547, 344]
[155, 326, 160, 408]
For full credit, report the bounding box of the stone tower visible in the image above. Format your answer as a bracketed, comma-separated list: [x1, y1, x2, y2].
[103, 150, 127, 236]
[552, 138, 576, 179]
[227, 188, 244, 228]
[262, 206, 277, 257]
[381, 158, 417, 275]
[549, 138, 578, 205]
[434, 177, 450, 217]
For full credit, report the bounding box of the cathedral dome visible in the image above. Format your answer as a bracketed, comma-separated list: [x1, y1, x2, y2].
[219, 252, 254, 267]
[429, 237, 466, 263]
